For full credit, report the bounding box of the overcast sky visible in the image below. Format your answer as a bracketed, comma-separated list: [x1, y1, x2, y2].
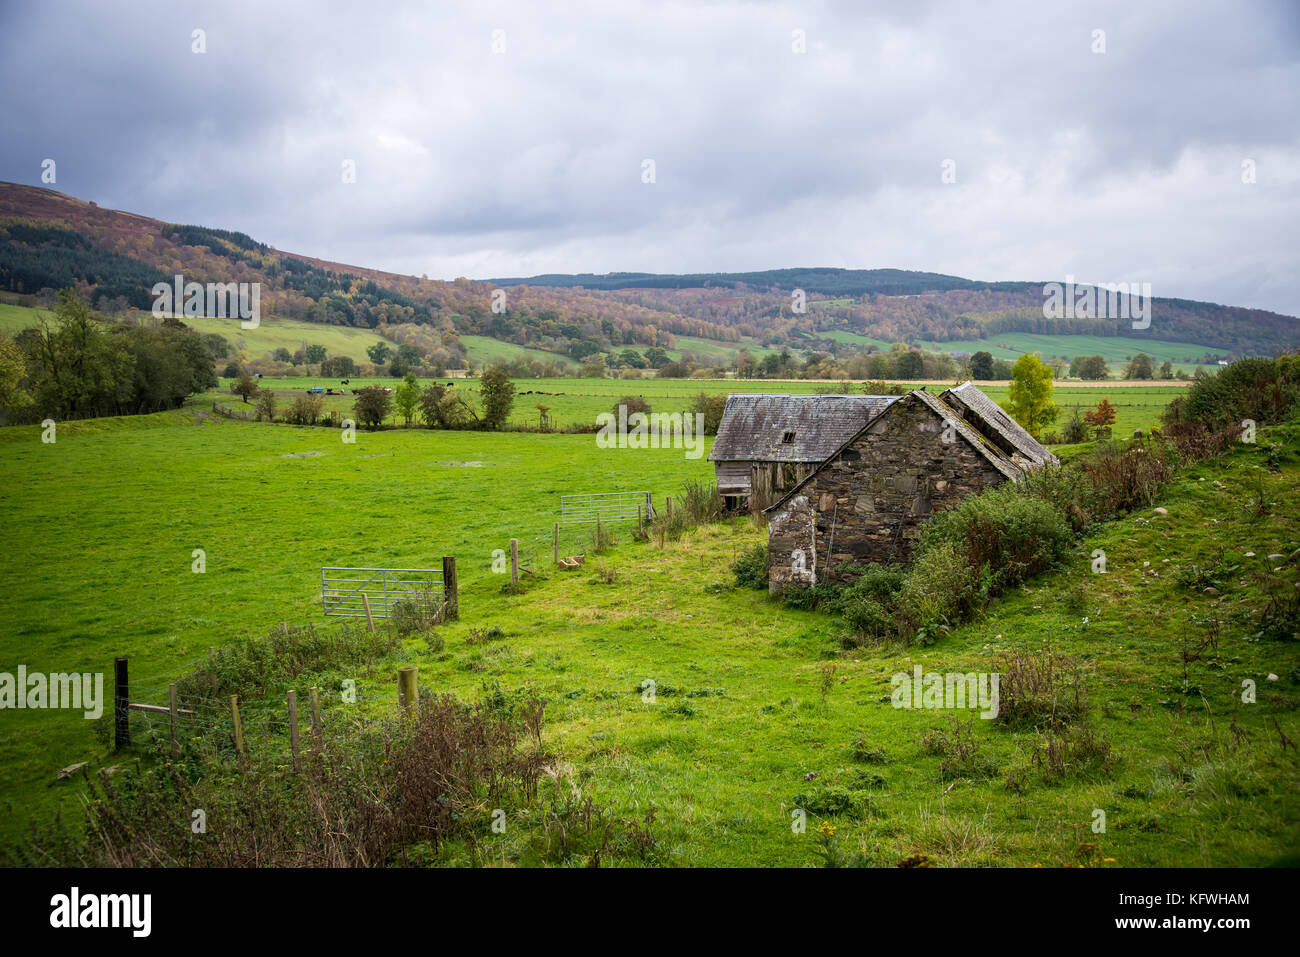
[1, 0, 1297, 314]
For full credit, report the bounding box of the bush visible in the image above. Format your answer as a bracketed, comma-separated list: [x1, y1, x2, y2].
[613, 395, 651, 418]
[1174, 355, 1299, 431]
[1081, 441, 1174, 515]
[896, 542, 982, 639]
[915, 484, 1073, 593]
[1016, 464, 1101, 532]
[678, 480, 724, 524]
[1060, 408, 1089, 444]
[731, 543, 768, 590]
[992, 648, 1087, 729]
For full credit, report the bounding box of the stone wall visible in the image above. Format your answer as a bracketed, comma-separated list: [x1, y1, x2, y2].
[767, 395, 1010, 590]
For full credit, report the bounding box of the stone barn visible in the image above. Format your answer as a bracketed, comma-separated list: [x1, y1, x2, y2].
[764, 384, 1057, 593]
[707, 393, 901, 510]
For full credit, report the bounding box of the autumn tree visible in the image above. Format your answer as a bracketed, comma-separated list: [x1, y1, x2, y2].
[1083, 397, 1117, 436]
[1005, 353, 1058, 439]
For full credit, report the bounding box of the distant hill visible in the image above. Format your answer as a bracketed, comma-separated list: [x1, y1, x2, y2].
[1, 182, 1295, 366]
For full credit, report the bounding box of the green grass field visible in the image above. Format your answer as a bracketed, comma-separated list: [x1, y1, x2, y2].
[207, 375, 1185, 438]
[1, 401, 1297, 865]
[916, 333, 1227, 371]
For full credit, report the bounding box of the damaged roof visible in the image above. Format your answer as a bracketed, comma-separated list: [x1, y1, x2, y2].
[708, 393, 901, 463]
[939, 381, 1059, 468]
[762, 389, 1029, 514]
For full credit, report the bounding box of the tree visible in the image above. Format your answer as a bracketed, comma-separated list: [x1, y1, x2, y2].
[367, 342, 392, 365]
[1158, 360, 1174, 379]
[691, 392, 728, 435]
[1005, 353, 1058, 439]
[614, 395, 651, 418]
[232, 372, 259, 403]
[25, 290, 134, 419]
[352, 386, 392, 429]
[1083, 397, 1117, 437]
[254, 390, 276, 422]
[394, 373, 421, 425]
[1070, 355, 1109, 380]
[0, 336, 32, 416]
[479, 365, 515, 429]
[272, 347, 292, 363]
[1125, 353, 1154, 380]
[969, 351, 995, 380]
[305, 344, 327, 365]
[419, 383, 448, 427]
[895, 350, 925, 379]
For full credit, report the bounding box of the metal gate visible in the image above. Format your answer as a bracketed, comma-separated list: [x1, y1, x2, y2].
[321, 567, 444, 619]
[560, 491, 653, 525]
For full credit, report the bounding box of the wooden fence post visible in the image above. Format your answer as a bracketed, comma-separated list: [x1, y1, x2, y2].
[208, 647, 217, 695]
[309, 686, 323, 753]
[113, 657, 130, 752]
[168, 683, 179, 757]
[442, 556, 458, 621]
[596, 514, 602, 547]
[645, 490, 653, 519]
[287, 690, 301, 772]
[553, 523, 560, 565]
[398, 666, 419, 715]
[510, 538, 519, 587]
[666, 496, 673, 520]
[361, 593, 375, 633]
[230, 695, 247, 769]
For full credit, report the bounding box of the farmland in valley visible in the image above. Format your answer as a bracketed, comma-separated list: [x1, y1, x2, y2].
[2, 403, 1297, 865]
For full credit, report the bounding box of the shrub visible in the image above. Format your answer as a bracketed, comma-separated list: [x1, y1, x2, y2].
[915, 484, 1073, 593]
[1060, 408, 1089, 444]
[613, 395, 651, 418]
[1174, 355, 1299, 431]
[895, 541, 982, 638]
[840, 563, 907, 603]
[1016, 464, 1101, 532]
[678, 480, 724, 524]
[253, 390, 276, 422]
[840, 595, 893, 641]
[731, 543, 768, 590]
[177, 621, 400, 700]
[1081, 440, 1174, 515]
[992, 648, 1087, 729]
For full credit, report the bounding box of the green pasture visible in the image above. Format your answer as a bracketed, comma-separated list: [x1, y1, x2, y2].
[916, 333, 1228, 371]
[203, 376, 1185, 439]
[0, 410, 1297, 865]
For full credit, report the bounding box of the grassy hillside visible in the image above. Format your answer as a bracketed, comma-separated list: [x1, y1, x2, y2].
[917, 333, 1228, 370]
[2, 405, 1296, 864]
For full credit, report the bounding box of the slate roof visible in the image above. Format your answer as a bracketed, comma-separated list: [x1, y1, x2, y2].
[708, 394, 901, 464]
[938, 381, 1059, 468]
[762, 390, 1025, 513]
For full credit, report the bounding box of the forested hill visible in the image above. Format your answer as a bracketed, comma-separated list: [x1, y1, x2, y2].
[1, 181, 1295, 358]
[488, 267, 1032, 296]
